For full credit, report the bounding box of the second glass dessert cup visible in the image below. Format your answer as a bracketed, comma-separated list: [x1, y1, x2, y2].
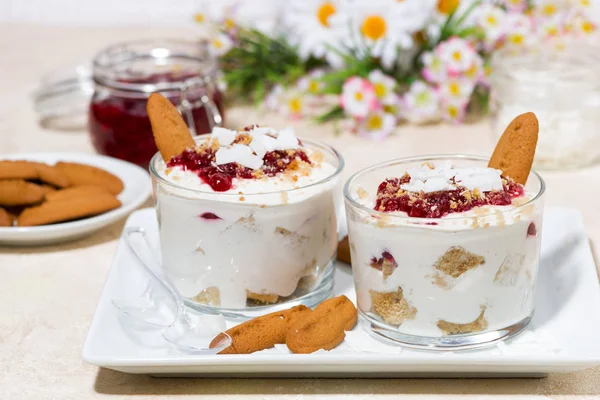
[344, 155, 545, 350]
[150, 138, 344, 320]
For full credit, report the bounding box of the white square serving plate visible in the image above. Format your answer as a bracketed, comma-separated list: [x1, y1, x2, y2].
[82, 207, 600, 378]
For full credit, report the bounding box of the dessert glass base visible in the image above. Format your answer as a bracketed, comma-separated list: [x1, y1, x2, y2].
[184, 259, 335, 320]
[359, 312, 532, 351]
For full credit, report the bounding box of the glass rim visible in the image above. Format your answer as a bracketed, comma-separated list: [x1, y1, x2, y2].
[343, 154, 545, 222]
[92, 38, 217, 92]
[149, 135, 345, 197]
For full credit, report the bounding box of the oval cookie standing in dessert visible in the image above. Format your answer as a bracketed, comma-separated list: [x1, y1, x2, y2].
[146, 93, 195, 161]
[488, 112, 538, 184]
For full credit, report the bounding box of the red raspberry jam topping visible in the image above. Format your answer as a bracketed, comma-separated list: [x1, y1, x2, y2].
[374, 173, 525, 218]
[167, 129, 311, 192]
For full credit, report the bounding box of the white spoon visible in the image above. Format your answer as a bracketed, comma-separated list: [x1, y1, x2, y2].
[113, 226, 231, 355]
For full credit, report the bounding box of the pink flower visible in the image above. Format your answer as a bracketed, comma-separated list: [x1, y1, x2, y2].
[341, 77, 379, 118]
[440, 99, 469, 123]
[435, 37, 479, 76]
[421, 52, 447, 83]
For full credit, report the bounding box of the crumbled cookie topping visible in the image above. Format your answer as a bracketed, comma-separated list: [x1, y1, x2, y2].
[374, 172, 525, 218]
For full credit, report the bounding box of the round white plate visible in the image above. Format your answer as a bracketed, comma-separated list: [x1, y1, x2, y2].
[0, 152, 152, 246]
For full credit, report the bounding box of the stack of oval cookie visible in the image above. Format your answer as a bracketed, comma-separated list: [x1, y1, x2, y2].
[0, 160, 123, 227]
[210, 295, 358, 355]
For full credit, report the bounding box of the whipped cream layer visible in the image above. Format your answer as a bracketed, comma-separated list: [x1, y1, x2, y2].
[156, 158, 336, 197]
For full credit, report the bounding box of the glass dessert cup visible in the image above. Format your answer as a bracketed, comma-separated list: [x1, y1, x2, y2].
[344, 155, 545, 351]
[150, 136, 343, 320]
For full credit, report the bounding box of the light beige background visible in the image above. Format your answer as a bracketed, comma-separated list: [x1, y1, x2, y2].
[1, 24, 599, 399]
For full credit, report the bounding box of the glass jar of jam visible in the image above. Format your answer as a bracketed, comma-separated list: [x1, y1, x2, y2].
[89, 39, 224, 167]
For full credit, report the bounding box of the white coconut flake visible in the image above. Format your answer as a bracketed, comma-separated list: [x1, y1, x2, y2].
[422, 177, 454, 193]
[263, 135, 280, 152]
[277, 127, 299, 149]
[211, 127, 237, 146]
[249, 126, 275, 136]
[249, 136, 268, 158]
[402, 163, 504, 193]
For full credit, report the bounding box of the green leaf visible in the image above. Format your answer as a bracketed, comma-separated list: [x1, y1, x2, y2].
[220, 28, 306, 104]
[315, 106, 345, 123]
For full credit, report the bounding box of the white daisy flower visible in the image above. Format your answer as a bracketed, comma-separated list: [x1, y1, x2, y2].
[281, 90, 306, 118]
[570, 14, 597, 35]
[538, 16, 562, 37]
[286, 0, 347, 68]
[533, 0, 566, 19]
[477, 4, 507, 43]
[296, 69, 326, 95]
[341, 76, 378, 118]
[367, 70, 397, 105]
[207, 33, 233, 57]
[344, 0, 435, 69]
[228, 0, 287, 35]
[421, 51, 447, 83]
[464, 53, 484, 83]
[436, 37, 479, 75]
[503, 13, 534, 47]
[197, 0, 286, 35]
[439, 77, 476, 103]
[505, 27, 533, 47]
[403, 80, 440, 123]
[382, 93, 402, 118]
[358, 110, 396, 140]
[440, 100, 468, 123]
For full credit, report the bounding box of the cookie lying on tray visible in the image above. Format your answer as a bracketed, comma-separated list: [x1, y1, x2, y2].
[0, 159, 124, 227]
[210, 295, 358, 355]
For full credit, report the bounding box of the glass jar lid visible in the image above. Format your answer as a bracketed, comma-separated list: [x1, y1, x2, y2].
[32, 65, 94, 126]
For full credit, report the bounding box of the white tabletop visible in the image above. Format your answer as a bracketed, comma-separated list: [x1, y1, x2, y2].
[1, 23, 599, 399]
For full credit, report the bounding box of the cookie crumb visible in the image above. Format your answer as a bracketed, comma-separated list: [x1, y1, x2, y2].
[357, 187, 369, 200]
[434, 246, 485, 278]
[246, 291, 279, 304]
[193, 287, 220, 306]
[370, 287, 417, 326]
[437, 306, 488, 335]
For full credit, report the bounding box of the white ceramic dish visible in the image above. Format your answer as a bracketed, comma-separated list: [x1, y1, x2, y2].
[82, 207, 600, 378]
[0, 153, 151, 245]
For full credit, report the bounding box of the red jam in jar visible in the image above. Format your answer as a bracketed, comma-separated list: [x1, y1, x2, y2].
[88, 40, 224, 168]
